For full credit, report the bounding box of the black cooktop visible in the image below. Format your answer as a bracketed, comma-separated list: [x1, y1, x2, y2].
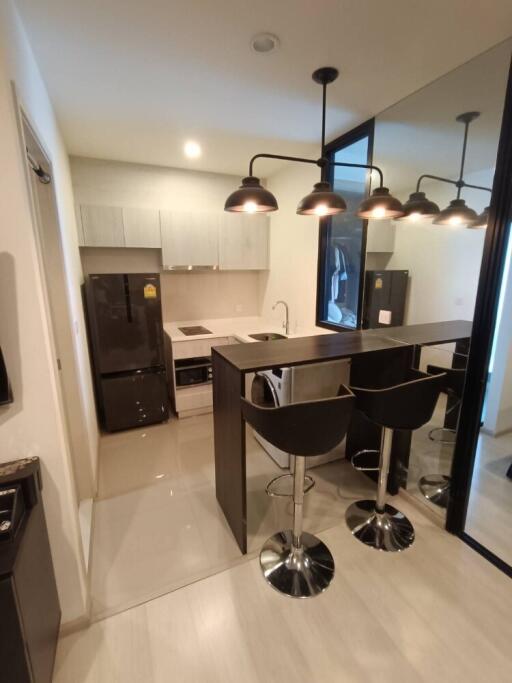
[178, 326, 213, 336]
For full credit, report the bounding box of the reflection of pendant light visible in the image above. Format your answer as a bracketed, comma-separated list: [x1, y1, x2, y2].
[405, 112, 492, 228]
[398, 191, 440, 221]
[469, 205, 490, 229]
[224, 67, 403, 219]
[433, 198, 478, 226]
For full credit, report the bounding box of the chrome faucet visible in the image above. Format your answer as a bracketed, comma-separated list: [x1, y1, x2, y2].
[273, 300, 290, 335]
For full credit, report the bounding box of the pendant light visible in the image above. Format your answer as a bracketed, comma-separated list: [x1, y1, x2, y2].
[398, 191, 440, 222]
[419, 112, 494, 228]
[224, 176, 278, 213]
[224, 67, 401, 220]
[433, 198, 478, 226]
[357, 187, 405, 220]
[296, 68, 347, 216]
[469, 206, 490, 229]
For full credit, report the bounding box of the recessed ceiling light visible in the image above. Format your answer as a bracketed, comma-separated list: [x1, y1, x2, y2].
[251, 33, 280, 54]
[184, 140, 201, 158]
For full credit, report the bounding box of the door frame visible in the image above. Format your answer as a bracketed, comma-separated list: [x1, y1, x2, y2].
[12, 84, 95, 504]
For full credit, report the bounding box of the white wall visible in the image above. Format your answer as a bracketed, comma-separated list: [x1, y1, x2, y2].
[259, 160, 324, 332]
[0, 1, 89, 623]
[71, 157, 261, 322]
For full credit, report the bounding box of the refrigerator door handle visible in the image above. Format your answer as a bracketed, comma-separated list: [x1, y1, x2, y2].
[123, 274, 133, 323]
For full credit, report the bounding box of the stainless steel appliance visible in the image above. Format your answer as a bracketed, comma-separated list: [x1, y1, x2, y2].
[175, 356, 212, 387]
[84, 273, 169, 432]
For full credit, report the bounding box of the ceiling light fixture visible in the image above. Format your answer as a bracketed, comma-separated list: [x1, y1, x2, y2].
[224, 67, 402, 219]
[403, 112, 492, 228]
[251, 32, 280, 54]
[184, 140, 201, 159]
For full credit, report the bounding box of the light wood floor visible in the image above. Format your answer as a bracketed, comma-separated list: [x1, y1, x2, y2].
[54, 496, 512, 683]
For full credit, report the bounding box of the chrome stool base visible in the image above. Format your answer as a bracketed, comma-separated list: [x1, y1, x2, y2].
[266, 473, 315, 498]
[260, 530, 335, 598]
[345, 500, 415, 552]
[418, 474, 451, 508]
[428, 427, 456, 445]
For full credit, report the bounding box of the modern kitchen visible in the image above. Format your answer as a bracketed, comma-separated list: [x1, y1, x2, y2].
[1, 2, 512, 682]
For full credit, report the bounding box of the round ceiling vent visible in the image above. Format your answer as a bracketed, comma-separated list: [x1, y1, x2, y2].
[251, 33, 280, 54]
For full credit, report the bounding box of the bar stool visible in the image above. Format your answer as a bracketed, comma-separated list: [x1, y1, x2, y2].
[418, 364, 465, 508]
[241, 386, 355, 598]
[346, 369, 445, 552]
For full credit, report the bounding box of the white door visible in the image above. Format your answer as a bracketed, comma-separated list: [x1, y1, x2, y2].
[23, 117, 95, 501]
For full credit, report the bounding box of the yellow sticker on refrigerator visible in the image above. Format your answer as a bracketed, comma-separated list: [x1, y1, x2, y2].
[144, 283, 157, 299]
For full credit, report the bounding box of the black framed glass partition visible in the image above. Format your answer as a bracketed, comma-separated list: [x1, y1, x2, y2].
[316, 120, 374, 330]
[447, 51, 512, 577]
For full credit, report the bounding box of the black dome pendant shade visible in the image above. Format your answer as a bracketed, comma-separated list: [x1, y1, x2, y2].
[398, 191, 440, 221]
[433, 198, 478, 226]
[357, 187, 404, 220]
[297, 181, 347, 216]
[224, 66, 397, 219]
[224, 176, 278, 213]
[469, 206, 489, 229]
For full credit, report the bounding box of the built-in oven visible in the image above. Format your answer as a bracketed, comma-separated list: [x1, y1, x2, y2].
[175, 356, 212, 387]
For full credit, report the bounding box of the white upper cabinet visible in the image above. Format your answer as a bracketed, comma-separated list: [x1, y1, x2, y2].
[123, 207, 161, 248]
[219, 213, 269, 270]
[80, 205, 125, 247]
[160, 211, 219, 268]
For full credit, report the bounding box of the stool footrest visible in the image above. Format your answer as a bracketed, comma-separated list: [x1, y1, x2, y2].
[265, 473, 315, 498]
[428, 427, 456, 445]
[351, 449, 380, 472]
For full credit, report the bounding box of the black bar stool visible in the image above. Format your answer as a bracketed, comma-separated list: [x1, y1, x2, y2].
[241, 386, 355, 598]
[418, 364, 465, 508]
[346, 369, 445, 552]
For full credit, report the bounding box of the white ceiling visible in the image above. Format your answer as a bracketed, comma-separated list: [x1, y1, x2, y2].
[14, 0, 512, 177]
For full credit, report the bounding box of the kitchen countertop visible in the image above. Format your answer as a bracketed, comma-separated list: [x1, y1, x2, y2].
[212, 319, 472, 373]
[163, 316, 332, 344]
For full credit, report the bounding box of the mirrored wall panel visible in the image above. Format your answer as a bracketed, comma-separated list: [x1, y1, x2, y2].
[466, 220, 512, 567]
[369, 38, 512, 518]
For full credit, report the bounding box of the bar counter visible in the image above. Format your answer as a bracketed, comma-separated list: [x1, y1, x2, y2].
[213, 320, 471, 552]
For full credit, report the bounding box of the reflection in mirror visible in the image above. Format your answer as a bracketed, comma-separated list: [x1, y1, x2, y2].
[369, 38, 512, 517]
[466, 223, 512, 566]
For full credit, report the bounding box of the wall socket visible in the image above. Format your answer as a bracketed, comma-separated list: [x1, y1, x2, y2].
[235, 304, 243, 313]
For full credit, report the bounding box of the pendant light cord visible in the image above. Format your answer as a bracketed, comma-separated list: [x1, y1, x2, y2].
[457, 120, 470, 199]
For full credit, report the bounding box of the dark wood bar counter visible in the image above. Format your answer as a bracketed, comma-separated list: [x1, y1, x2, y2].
[213, 320, 472, 552]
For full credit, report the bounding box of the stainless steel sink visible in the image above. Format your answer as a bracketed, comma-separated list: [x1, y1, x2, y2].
[248, 332, 287, 342]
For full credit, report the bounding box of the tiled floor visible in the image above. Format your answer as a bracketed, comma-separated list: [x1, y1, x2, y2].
[89, 414, 373, 619]
[55, 496, 512, 683]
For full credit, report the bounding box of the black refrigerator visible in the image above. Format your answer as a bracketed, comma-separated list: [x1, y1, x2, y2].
[362, 270, 409, 329]
[85, 273, 169, 432]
